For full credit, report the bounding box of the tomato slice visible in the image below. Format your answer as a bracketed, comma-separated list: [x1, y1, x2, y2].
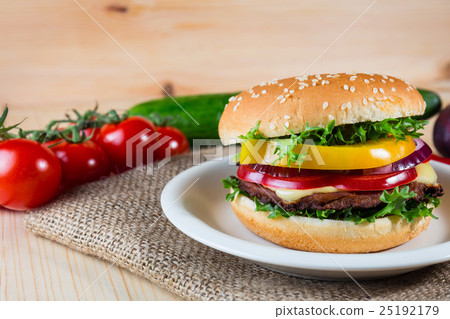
[237, 164, 418, 191]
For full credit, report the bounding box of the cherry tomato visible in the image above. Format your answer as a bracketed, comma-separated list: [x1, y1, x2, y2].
[155, 126, 189, 161]
[237, 164, 418, 191]
[0, 139, 62, 211]
[49, 140, 110, 189]
[95, 116, 158, 173]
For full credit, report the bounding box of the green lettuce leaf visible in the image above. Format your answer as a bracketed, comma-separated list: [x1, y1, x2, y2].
[222, 176, 249, 202]
[238, 120, 266, 141]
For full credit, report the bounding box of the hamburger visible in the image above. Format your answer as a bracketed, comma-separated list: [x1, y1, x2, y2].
[219, 73, 443, 253]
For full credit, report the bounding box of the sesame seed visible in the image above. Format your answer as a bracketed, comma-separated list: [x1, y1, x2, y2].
[285, 94, 290, 98]
[298, 86, 305, 90]
[350, 86, 355, 93]
[391, 87, 396, 92]
[269, 124, 276, 130]
[237, 96, 243, 101]
[363, 97, 368, 105]
[389, 78, 394, 83]
[368, 97, 375, 102]
[315, 74, 322, 80]
[233, 102, 240, 112]
[312, 79, 319, 82]
[285, 121, 290, 128]
[343, 85, 349, 90]
[280, 97, 286, 103]
[382, 75, 388, 79]
[289, 90, 294, 94]
[347, 102, 352, 109]
[350, 76, 357, 81]
[323, 102, 329, 109]
[341, 103, 347, 110]
[364, 79, 370, 83]
[284, 115, 291, 120]
[381, 79, 386, 83]
[312, 82, 317, 86]
[373, 88, 378, 94]
[284, 88, 288, 92]
[296, 76, 308, 81]
[370, 78, 375, 81]
[406, 87, 411, 91]
[328, 114, 335, 120]
[321, 80, 326, 85]
[261, 90, 267, 94]
[379, 88, 385, 94]
[326, 74, 333, 78]
[279, 83, 283, 86]
[228, 96, 236, 102]
[277, 95, 283, 100]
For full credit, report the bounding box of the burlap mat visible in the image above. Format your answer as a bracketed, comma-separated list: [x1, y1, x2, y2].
[24, 151, 449, 300]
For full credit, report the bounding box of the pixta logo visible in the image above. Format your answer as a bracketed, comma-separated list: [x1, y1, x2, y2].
[125, 128, 172, 174]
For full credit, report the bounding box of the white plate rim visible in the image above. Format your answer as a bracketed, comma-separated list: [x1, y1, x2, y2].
[161, 158, 450, 272]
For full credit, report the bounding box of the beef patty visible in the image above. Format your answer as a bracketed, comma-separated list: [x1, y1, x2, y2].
[234, 177, 444, 212]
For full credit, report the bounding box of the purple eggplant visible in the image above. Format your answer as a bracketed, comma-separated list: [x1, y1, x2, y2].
[433, 105, 450, 157]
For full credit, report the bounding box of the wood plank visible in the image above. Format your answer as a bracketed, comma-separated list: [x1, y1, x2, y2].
[0, 0, 449, 123]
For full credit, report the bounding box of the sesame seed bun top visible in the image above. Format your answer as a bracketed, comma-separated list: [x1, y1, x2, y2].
[218, 73, 425, 145]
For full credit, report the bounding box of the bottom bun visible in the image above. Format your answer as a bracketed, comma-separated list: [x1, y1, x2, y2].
[231, 194, 431, 253]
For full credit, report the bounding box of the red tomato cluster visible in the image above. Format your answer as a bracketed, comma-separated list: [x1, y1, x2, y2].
[0, 112, 189, 211]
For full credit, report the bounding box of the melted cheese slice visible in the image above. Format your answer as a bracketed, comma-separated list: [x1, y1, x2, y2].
[268, 186, 338, 203]
[268, 163, 437, 203]
[414, 162, 437, 185]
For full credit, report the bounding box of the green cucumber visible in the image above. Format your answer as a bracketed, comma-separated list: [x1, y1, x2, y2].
[129, 92, 239, 142]
[415, 88, 442, 120]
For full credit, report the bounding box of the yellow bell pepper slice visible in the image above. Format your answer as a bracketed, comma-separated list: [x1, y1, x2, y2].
[240, 137, 416, 170]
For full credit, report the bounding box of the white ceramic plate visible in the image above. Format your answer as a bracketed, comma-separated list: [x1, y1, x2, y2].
[161, 157, 450, 280]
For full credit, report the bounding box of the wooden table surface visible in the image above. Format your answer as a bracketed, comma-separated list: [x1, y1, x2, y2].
[0, 0, 449, 300]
